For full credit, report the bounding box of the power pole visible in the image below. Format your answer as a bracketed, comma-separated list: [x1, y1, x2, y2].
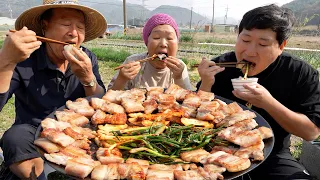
[211, 0, 214, 33]
[224, 5, 229, 24]
[190, 7, 193, 29]
[123, 0, 127, 35]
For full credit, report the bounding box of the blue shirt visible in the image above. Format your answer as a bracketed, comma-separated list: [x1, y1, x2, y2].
[0, 45, 106, 126]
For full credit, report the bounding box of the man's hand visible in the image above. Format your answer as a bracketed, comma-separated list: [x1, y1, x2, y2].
[118, 61, 141, 81]
[63, 46, 95, 84]
[1, 27, 42, 66]
[232, 83, 275, 109]
[198, 57, 225, 91]
[165, 56, 184, 79]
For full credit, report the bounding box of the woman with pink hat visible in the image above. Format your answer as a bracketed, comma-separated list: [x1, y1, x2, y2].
[0, 0, 107, 179]
[108, 13, 192, 90]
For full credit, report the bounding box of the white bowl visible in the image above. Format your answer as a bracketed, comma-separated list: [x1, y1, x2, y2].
[231, 77, 258, 93]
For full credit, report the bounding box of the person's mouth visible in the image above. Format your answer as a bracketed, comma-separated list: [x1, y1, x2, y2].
[242, 59, 256, 68]
[156, 52, 168, 61]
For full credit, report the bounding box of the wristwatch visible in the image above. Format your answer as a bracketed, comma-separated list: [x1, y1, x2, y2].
[80, 77, 96, 87]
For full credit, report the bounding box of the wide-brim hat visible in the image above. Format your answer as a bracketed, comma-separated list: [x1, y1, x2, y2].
[15, 0, 107, 42]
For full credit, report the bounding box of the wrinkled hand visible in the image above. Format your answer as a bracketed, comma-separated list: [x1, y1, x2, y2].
[232, 83, 274, 109]
[63, 47, 95, 84]
[198, 57, 225, 87]
[118, 61, 141, 81]
[1, 27, 42, 65]
[165, 56, 184, 79]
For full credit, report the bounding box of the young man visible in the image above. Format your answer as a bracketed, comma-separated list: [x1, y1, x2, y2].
[0, 0, 107, 179]
[197, 4, 320, 180]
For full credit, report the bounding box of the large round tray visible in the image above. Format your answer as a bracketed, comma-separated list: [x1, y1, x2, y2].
[35, 95, 274, 180]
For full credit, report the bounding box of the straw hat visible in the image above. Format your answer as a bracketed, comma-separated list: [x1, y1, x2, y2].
[15, 0, 107, 42]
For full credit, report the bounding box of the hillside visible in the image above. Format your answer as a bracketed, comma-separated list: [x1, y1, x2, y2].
[283, 0, 320, 26]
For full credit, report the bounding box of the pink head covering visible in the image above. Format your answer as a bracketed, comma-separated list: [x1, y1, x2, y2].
[142, 13, 180, 45]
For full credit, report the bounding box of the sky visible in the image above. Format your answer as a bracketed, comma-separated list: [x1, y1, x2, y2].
[127, 0, 294, 20]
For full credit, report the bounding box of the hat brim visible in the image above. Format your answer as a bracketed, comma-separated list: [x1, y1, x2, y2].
[15, 4, 107, 42]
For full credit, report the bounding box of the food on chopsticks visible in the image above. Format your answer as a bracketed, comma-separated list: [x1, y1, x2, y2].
[34, 84, 274, 179]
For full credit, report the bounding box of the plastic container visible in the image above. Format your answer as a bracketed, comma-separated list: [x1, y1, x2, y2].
[231, 77, 258, 93]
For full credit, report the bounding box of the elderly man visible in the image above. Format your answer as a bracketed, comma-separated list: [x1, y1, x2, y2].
[0, 0, 107, 179]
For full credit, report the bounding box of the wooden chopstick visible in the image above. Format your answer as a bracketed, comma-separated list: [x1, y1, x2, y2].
[192, 62, 246, 68]
[9, 29, 71, 46]
[114, 54, 158, 70]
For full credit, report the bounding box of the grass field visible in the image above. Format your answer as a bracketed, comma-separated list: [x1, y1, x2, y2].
[0, 30, 319, 179]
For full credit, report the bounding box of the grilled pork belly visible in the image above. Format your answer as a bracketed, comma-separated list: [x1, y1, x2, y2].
[210, 146, 239, 154]
[96, 148, 124, 164]
[117, 88, 146, 103]
[34, 138, 60, 153]
[146, 87, 164, 101]
[218, 119, 258, 139]
[234, 140, 265, 161]
[102, 89, 125, 104]
[118, 162, 146, 180]
[197, 90, 215, 102]
[65, 157, 100, 179]
[55, 110, 89, 127]
[203, 164, 226, 174]
[66, 98, 95, 117]
[143, 99, 158, 114]
[196, 101, 221, 121]
[121, 97, 145, 113]
[182, 93, 201, 109]
[41, 118, 71, 131]
[63, 127, 85, 140]
[71, 126, 96, 139]
[180, 149, 210, 163]
[147, 169, 174, 180]
[91, 164, 120, 180]
[173, 170, 205, 180]
[91, 97, 106, 110]
[71, 139, 91, 150]
[41, 129, 75, 147]
[202, 151, 251, 172]
[253, 126, 274, 139]
[91, 110, 127, 125]
[44, 152, 71, 166]
[216, 110, 257, 127]
[165, 84, 191, 101]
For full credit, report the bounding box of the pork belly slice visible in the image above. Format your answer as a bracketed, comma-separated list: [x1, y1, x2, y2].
[197, 167, 224, 180]
[210, 146, 239, 154]
[143, 99, 158, 114]
[218, 102, 243, 116]
[217, 119, 258, 139]
[91, 97, 106, 110]
[165, 84, 191, 101]
[197, 90, 215, 102]
[149, 164, 182, 171]
[96, 148, 124, 164]
[118, 162, 146, 180]
[44, 152, 71, 166]
[176, 105, 197, 118]
[66, 98, 95, 117]
[102, 89, 125, 104]
[60, 146, 91, 159]
[55, 110, 89, 127]
[202, 151, 251, 172]
[65, 157, 100, 179]
[91, 98, 126, 114]
[63, 127, 86, 140]
[117, 88, 146, 103]
[34, 138, 60, 153]
[41, 129, 75, 147]
[126, 158, 149, 176]
[173, 170, 205, 180]
[180, 149, 210, 163]
[146, 86, 164, 100]
[182, 93, 201, 109]
[91, 164, 120, 180]
[71, 139, 91, 150]
[234, 140, 265, 161]
[220, 129, 262, 148]
[71, 126, 96, 139]
[41, 118, 71, 131]
[216, 110, 257, 127]
[147, 169, 174, 180]
[121, 97, 145, 113]
[196, 101, 221, 121]
[91, 110, 127, 125]
[203, 164, 226, 174]
[253, 126, 274, 139]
